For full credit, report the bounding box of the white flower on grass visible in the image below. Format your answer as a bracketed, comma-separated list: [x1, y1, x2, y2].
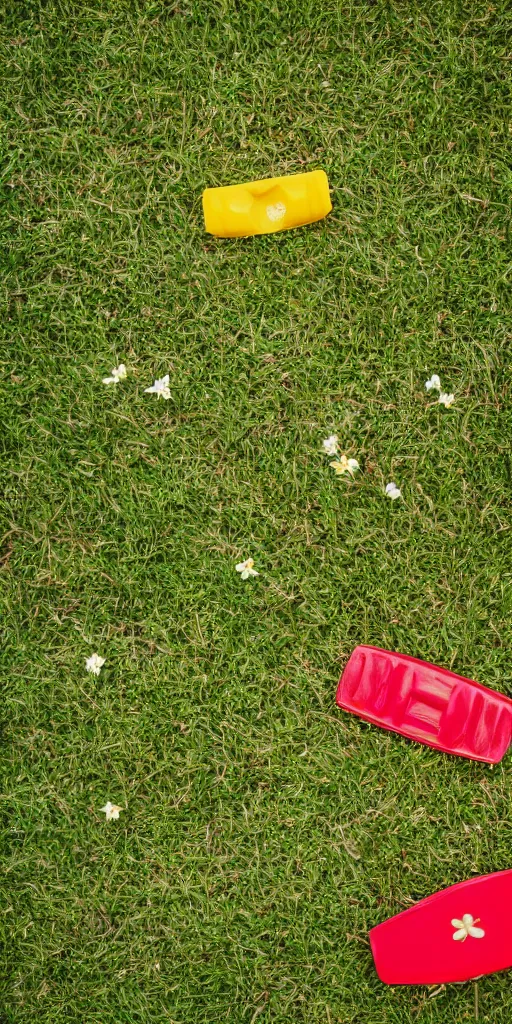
[425, 374, 441, 392]
[322, 434, 339, 456]
[85, 653, 105, 676]
[385, 482, 401, 500]
[329, 456, 359, 477]
[452, 914, 485, 942]
[102, 363, 127, 384]
[438, 392, 455, 408]
[100, 801, 123, 822]
[235, 557, 259, 580]
[145, 374, 171, 400]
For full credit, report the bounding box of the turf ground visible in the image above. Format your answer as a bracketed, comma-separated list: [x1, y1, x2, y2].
[2, 1, 512, 1021]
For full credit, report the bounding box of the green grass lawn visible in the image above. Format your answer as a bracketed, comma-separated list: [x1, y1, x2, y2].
[2, 1, 512, 1021]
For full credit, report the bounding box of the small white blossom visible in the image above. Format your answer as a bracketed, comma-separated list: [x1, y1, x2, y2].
[100, 801, 123, 822]
[385, 482, 401, 500]
[452, 914, 485, 942]
[145, 374, 171, 400]
[425, 374, 441, 392]
[235, 557, 259, 580]
[322, 434, 339, 456]
[85, 653, 105, 676]
[329, 456, 359, 477]
[438, 392, 455, 408]
[102, 363, 127, 384]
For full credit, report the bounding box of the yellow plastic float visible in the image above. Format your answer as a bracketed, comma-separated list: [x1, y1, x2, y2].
[202, 169, 331, 238]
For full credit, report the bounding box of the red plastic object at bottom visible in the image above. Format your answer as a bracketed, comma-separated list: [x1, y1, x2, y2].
[370, 870, 512, 984]
[336, 645, 512, 763]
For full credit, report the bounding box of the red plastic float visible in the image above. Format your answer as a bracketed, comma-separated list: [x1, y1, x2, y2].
[370, 870, 512, 984]
[336, 645, 512, 763]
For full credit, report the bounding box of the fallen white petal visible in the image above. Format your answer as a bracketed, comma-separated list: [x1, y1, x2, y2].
[322, 434, 339, 456]
[425, 374, 441, 391]
[100, 801, 123, 821]
[438, 392, 454, 407]
[85, 653, 106, 675]
[236, 557, 259, 579]
[385, 482, 401, 500]
[451, 913, 484, 940]
[451, 919, 465, 930]
[145, 374, 171, 399]
[102, 363, 126, 384]
[329, 455, 360, 477]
